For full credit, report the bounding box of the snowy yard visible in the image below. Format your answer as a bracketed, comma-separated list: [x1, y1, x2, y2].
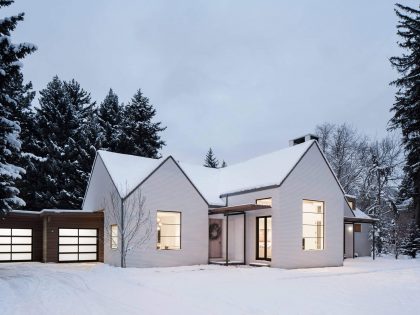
[0, 257, 419, 315]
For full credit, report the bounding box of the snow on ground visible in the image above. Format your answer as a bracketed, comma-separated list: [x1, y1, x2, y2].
[0, 257, 419, 315]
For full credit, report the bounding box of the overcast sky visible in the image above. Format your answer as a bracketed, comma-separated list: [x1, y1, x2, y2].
[4, 0, 413, 164]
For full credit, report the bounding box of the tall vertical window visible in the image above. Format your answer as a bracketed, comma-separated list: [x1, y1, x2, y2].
[256, 216, 272, 260]
[302, 200, 324, 250]
[111, 225, 118, 249]
[157, 211, 181, 250]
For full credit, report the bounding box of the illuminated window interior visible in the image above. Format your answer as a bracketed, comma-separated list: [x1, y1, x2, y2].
[302, 200, 324, 251]
[257, 216, 272, 260]
[354, 223, 362, 233]
[256, 198, 272, 207]
[157, 211, 181, 250]
[111, 225, 118, 249]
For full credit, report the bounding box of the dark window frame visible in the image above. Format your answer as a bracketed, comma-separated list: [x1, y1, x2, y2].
[256, 216, 272, 261]
[156, 211, 182, 250]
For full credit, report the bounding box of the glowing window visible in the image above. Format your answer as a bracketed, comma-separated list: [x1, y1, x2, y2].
[256, 198, 272, 207]
[302, 200, 324, 250]
[111, 225, 118, 249]
[157, 211, 181, 250]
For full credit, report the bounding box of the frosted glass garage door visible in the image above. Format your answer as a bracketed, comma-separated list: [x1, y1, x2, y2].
[0, 228, 32, 261]
[58, 229, 97, 262]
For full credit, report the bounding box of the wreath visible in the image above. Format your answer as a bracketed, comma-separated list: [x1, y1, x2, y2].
[209, 223, 222, 240]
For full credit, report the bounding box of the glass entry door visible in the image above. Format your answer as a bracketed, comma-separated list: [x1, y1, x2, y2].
[256, 216, 272, 260]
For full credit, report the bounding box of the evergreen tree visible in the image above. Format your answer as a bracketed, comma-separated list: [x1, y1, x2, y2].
[33, 76, 95, 209]
[389, 4, 420, 226]
[0, 0, 36, 216]
[97, 89, 122, 152]
[204, 148, 219, 168]
[119, 89, 166, 157]
[221, 160, 227, 168]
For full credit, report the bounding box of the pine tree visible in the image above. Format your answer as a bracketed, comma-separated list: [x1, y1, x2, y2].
[204, 148, 219, 168]
[97, 89, 122, 152]
[389, 4, 420, 226]
[119, 89, 166, 157]
[0, 0, 37, 216]
[221, 160, 227, 168]
[33, 76, 95, 209]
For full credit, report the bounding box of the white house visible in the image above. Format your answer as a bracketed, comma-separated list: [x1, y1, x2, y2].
[82, 134, 375, 269]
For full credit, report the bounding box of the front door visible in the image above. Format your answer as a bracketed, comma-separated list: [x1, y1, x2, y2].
[209, 219, 222, 258]
[256, 216, 272, 261]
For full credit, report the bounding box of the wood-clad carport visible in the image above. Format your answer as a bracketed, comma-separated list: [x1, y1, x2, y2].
[208, 204, 271, 266]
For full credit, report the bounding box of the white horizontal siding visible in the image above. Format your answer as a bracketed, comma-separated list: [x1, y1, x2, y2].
[83, 155, 121, 266]
[275, 144, 344, 268]
[124, 158, 209, 267]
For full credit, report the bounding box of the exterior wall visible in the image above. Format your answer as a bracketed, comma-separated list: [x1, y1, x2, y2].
[0, 213, 43, 262]
[83, 155, 118, 211]
[109, 158, 209, 268]
[43, 213, 104, 263]
[354, 223, 371, 257]
[275, 144, 344, 268]
[220, 188, 277, 264]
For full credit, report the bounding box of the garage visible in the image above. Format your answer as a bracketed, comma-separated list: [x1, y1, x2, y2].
[0, 228, 32, 262]
[58, 228, 98, 262]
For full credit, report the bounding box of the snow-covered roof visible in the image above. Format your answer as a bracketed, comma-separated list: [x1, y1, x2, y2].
[96, 141, 315, 206]
[180, 140, 314, 205]
[98, 150, 163, 198]
[352, 208, 372, 220]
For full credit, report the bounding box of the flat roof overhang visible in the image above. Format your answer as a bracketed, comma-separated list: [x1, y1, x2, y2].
[209, 204, 271, 215]
[344, 216, 377, 224]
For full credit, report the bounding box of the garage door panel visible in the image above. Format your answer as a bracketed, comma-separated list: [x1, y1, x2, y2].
[79, 253, 96, 261]
[12, 229, 32, 236]
[12, 253, 31, 260]
[0, 228, 32, 262]
[0, 237, 11, 244]
[79, 245, 96, 252]
[58, 229, 98, 262]
[12, 237, 32, 244]
[79, 237, 97, 245]
[59, 245, 78, 253]
[79, 229, 97, 237]
[0, 253, 11, 260]
[59, 229, 78, 236]
[12, 245, 32, 252]
[59, 253, 78, 261]
[0, 245, 11, 252]
[0, 229, 11, 236]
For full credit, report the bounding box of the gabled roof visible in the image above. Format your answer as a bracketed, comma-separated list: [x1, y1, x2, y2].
[180, 140, 314, 205]
[91, 141, 317, 206]
[98, 150, 163, 198]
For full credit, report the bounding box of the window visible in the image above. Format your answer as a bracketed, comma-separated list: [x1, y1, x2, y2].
[302, 200, 324, 250]
[256, 216, 272, 260]
[354, 223, 362, 233]
[157, 211, 181, 250]
[111, 225, 118, 249]
[256, 198, 272, 207]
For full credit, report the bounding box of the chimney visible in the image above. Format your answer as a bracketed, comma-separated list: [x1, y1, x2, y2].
[289, 134, 319, 147]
